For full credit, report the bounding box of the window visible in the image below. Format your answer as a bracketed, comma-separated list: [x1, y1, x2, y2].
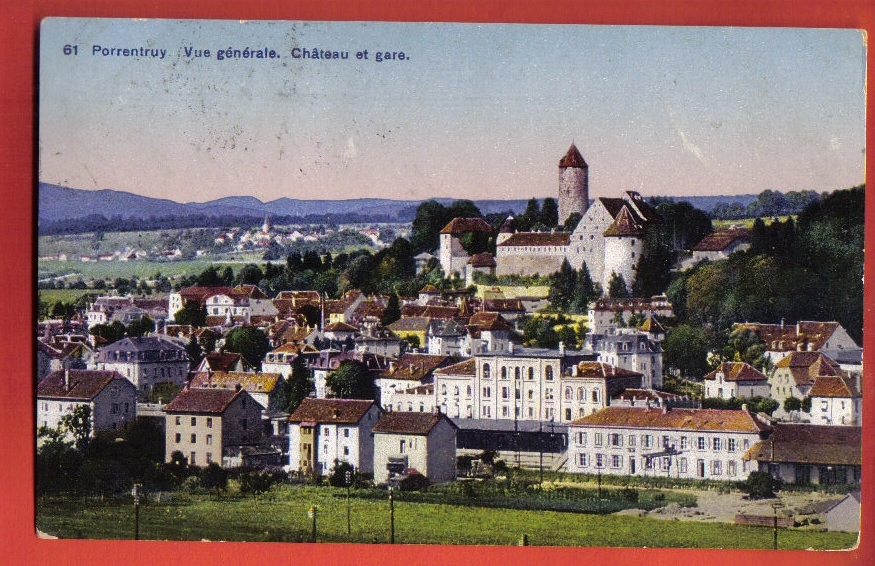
[500, 367, 507, 379]
[502, 386, 509, 399]
[610, 433, 622, 447]
[592, 390, 600, 403]
[502, 406, 509, 417]
[482, 386, 491, 398]
[453, 386, 460, 396]
[343, 446, 350, 456]
[175, 433, 181, 443]
[399, 439, 406, 453]
[545, 388, 554, 400]
[727, 461, 737, 476]
[124, 402, 129, 414]
[628, 435, 636, 447]
[206, 418, 212, 428]
[527, 407, 533, 417]
[528, 367, 534, 380]
[595, 453, 604, 468]
[642, 435, 653, 448]
[206, 434, 212, 445]
[576, 432, 587, 446]
[679, 436, 689, 450]
[712, 438, 722, 451]
[711, 460, 722, 476]
[441, 384, 447, 395]
[324, 427, 330, 435]
[611, 455, 622, 469]
[191, 417, 197, 426]
[727, 438, 736, 452]
[594, 433, 603, 447]
[697, 437, 706, 450]
[545, 366, 553, 380]
[579, 453, 589, 467]
[577, 387, 584, 401]
[565, 387, 573, 400]
[515, 367, 521, 380]
[175, 416, 181, 425]
[242, 419, 248, 431]
[679, 458, 688, 474]
[662, 435, 670, 448]
[190, 452, 196, 466]
[111, 403, 119, 415]
[206, 452, 212, 464]
[344, 428, 350, 438]
[483, 363, 491, 378]
[191, 433, 197, 443]
[466, 385, 472, 396]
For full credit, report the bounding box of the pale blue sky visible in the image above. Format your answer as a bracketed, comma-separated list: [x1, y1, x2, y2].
[39, 19, 866, 203]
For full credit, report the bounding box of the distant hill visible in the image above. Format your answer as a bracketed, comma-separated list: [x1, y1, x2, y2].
[37, 183, 761, 234]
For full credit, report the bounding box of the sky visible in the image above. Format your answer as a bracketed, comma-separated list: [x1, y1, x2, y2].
[39, 19, 866, 204]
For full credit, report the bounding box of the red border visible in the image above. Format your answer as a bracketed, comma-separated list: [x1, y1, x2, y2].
[2, 2, 872, 565]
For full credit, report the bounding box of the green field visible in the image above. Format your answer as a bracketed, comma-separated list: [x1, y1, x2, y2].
[35, 486, 857, 549]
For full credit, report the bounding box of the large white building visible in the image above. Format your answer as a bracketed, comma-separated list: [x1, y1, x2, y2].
[92, 336, 190, 399]
[37, 369, 138, 437]
[567, 406, 771, 480]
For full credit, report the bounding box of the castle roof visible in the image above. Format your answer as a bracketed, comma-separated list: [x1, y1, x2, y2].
[468, 252, 496, 268]
[440, 217, 493, 235]
[603, 205, 646, 237]
[559, 144, 588, 168]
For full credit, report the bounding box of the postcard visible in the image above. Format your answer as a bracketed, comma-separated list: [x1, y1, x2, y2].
[36, 17, 864, 554]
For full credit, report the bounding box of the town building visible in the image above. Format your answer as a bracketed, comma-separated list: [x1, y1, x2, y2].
[92, 336, 190, 399]
[583, 328, 663, 389]
[37, 369, 138, 436]
[438, 217, 493, 278]
[188, 370, 289, 414]
[587, 295, 673, 335]
[567, 406, 771, 480]
[769, 351, 843, 418]
[807, 375, 861, 426]
[376, 353, 454, 411]
[372, 411, 458, 485]
[163, 387, 262, 467]
[287, 398, 381, 477]
[733, 321, 859, 364]
[743, 423, 861, 485]
[702, 362, 770, 400]
[680, 227, 750, 269]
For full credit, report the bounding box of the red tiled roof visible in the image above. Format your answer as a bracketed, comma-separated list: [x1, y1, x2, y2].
[468, 312, 512, 331]
[236, 285, 269, 299]
[400, 304, 428, 317]
[703, 362, 767, 383]
[288, 398, 376, 424]
[809, 375, 860, 398]
[559, 143, 587, 168]
[743, 423, 861, 466]
[324, 321, 359, 332]
[735, 321, 848, 352]
[570, 407, 770, 433]
[164, 387, 244, 414]
[468, 252, 496, 268]
[773, 352, 842, 387]
[419, 284, 441, 294]
[202, 352, 245, 372]
[178, 285, 246, 304]
[440, 217, 493, 235]
[574, 362, 643, 380]
[497, 232, 570, 247]
[388, 317, 431, 333]
[372, 411, 456, 435]
[692, 228, 750, 252]
[379, 354, 453, 381]
[37, 370, 128, 401]
[422, 306, 459, 319]
[189, 370, 282, 393]
[603, 205, 645, 237]
[433, 358, 476, 376]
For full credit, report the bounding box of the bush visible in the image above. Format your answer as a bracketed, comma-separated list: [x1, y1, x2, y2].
[239, 471, 276, 497]
[200, 462, 229, 494]
[328, 461, 355, 488]
[398, 472, 429, 492]
[741, 471, 781, 499]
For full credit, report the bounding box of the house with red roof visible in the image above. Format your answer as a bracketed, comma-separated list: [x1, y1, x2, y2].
[163, 386, 262, 467]
[372, 410, 458, 485]
[287, 398, 381, 477]
[567, 406, 771, 480]
[768, 351, 843, 418]
[807, 375, 861, 426]
[743, 423, 861, 485]
[438, 217, 493, 278]
[681, 227, 750, 269]
[37, 369, 138, 437]
[703, 362, 770, 400]
[734, 320, 859, 364]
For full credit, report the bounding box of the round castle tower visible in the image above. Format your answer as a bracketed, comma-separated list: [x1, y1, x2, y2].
[558, 143, 589, 226]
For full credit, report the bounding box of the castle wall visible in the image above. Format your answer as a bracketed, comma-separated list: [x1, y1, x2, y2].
[440, 234, 470, 277]
[603, 236, 643, 292]
[567, 202, 613, 285]
[495, 250, 566, 278]
[559, 166, 589, 226]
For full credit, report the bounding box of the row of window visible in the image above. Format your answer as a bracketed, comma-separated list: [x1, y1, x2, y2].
[574, 431, 748, 452]
[443, 385, 602, 403]
[482, 364, 555, 381]
[175, 416, 214, 427]
[577, 453, 742, 476]
[175, 432, 213, 445]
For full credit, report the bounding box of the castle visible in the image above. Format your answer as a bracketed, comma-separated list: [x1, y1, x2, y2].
[441, 144, 658, 292]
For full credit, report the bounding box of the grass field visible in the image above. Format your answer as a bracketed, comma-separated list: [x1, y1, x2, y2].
[35, 485, 857, 549]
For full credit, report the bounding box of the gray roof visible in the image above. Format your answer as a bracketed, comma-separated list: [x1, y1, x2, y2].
[95, 336, 189, 363]
[452, 418, 569, 434]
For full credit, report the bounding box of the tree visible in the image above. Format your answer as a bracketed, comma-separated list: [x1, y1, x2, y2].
[223, 326, 271, 370]
[563, 212, 583, 232]
[410, 200, 449, 253]
[236, 263, 264, 286]
[572, 262, 599, 313]
[286, 355, 314, 413]
[607, 272, 630, 299]
[185, 336, 204, 368]
[328, 460, 355, 487]
[173, 304, 206, 327]
[126, 315, 155, 337]
[60, 405, 92, 451]
[548, 259, 577, 311]
[662, 325, 710, 379]
[381, 291, 401, 326]
[741, 471, 781, 499]
[89, 321, 127, 344]
[783, 396, 802, 413]
[200, 462, 229, 494]
[196, 266, 222, 287]
[325, 360, 374, 399]
[540, 197, 559, 228]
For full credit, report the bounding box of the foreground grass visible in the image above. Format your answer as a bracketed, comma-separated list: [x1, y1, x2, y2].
[36, 486, 857, 549]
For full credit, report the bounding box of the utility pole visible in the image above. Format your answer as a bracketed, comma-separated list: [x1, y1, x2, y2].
[539, 421, 544, 483]
[308, 505, 317, 542]
[131, 483, 141, 540]
[345, 470, 352, 535]
[389, 488, 395, 544]
[772, 502, 783, 551]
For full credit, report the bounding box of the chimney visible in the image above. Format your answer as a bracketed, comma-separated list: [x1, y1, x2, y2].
[741, 403, 748, 413]
[509, 342, 514, 354]
[781, 318, 784, 329]
[64, 368, 70, 390]
[559, 341, 566, 356]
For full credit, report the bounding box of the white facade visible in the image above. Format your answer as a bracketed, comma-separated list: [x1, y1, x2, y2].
[603, 235, 643, 293]
[566, 407, 767, 481]
[372, 414, 457, 485]
[567, 200, 615, 287]
[288, 404, 380, 476]
[584, 329, 663, 389]
[37, 371, 138, 437]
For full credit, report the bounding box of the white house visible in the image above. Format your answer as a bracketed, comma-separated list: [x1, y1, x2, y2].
[93, 336, 190, 399]
[567, 406, 771, 481]
[372, 411, 458, 485]
[37, 369, 138, 437]
[807, 375, 861, 426]
[287, 398, 381, 476]
[702, 362, 770, 400]
[583, 328, 663, 389]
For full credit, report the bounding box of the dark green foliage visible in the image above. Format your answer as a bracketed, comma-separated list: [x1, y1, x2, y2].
[196, 265, 223, 287]
[607, 272, 630, 299]
[238, 470, 277, 497]
[783, 396, 802, 413]
[89, 321, 127, 344]
[328, 461, 355, 488]
[61, 405, 92, 451]
[540, 197, 559, 228]
[173, 303, 207, 327]
[222, 326, 271, 370]
[381, 291, 401, 326]
[126, 315, 155, 337]
[325, 360, 375, 399]
[235, 263, 264, 286]
[662, 325, 710, 379]
[741, 471, 782, 500]
[185, 336, 204, 368]
[548, 259, 577, 311]
[286, 355, 314, 413]
[563, 212, 583, 232]
[124, 418, 166, 462]
[200, 463, 229, 494]
[522, 316, 559, 349]
[149, 381, 182, 404]
[36, 436, 84, 495]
